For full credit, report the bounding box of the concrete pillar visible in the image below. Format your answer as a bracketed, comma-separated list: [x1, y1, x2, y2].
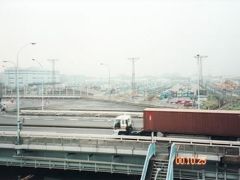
[202, 169, 205, 180]
[151, 132, 154, 143]
[224, 164, 227, 180]
[238, 169, 240, 180]
[216, 162, 218, 180]
[4, 86, 6, 96]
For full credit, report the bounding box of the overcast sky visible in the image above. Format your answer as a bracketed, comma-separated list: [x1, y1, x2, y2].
[0, 0, 240, 77]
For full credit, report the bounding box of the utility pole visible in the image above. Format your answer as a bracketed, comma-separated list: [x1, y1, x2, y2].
[100, 63, 111, 99]
[48, 59, 58, 93]
[32, 59, 44, 110]
[194, 54, 207, 109]
[128, 57, 139, 100]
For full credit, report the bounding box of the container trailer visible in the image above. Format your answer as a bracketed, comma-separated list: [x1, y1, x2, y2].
[113, 108, 240, 139]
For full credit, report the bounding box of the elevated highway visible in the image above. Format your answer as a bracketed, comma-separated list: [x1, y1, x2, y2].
[0, 130, 239, 179]
[0, 106, 240, 179]
[0, 112, 142, 132]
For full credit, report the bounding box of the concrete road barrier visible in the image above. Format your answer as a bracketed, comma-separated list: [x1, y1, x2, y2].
[21, 110, 143, 118]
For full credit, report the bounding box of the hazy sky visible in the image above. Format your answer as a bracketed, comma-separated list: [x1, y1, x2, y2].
[0, 0, 240, 77]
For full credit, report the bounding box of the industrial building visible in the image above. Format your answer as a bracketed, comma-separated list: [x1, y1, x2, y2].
[1, 67, 60, 88]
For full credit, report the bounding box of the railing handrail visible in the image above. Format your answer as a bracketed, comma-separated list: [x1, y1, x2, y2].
[13, 155, 143, 167]
[0, 131, 240, 147]
[174, 168, 240, 179]
[166, 143, 177, 180]
[140, 143, 156, 180]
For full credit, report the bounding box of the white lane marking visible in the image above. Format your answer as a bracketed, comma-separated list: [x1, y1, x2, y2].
[0, 114, 16, 118]
[69, 118, 78, 121]
[44, 118, 54, 121]
[93, 120, 105, 122]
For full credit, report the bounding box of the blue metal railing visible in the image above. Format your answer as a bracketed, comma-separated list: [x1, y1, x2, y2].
[140, 143, 156, 180]
[166, 143, 177, 180]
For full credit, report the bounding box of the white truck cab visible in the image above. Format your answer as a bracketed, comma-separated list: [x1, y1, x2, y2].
[0, 103, 7, 112]
[113, 115, 133, 135]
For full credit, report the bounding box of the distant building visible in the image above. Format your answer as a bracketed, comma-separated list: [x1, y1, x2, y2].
[2, 68, 60, 88]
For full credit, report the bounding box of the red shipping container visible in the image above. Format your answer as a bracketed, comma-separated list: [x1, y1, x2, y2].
[143, 108, 240, 137]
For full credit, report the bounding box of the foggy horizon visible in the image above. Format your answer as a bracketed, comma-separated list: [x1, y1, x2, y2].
[0, 0, 240, 78]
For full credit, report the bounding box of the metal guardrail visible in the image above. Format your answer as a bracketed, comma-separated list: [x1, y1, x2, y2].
[0, 132, 150, 156]
[0, 155, 143, 175]
[0, 131, 239, 158]
[176, 143, 240, 157]
[20, 109, 143, 118]
[0, 131, 240, 148]
[156, 137, 240, 148]
[174, 169, 240, 180]
[140, 143, 156, 180]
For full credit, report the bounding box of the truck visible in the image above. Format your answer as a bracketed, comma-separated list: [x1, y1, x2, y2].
[113, 114, 152, 136]
[113, 108, 240, 139]
[0, 103, 7, 112]
[113, 115, 133, 135]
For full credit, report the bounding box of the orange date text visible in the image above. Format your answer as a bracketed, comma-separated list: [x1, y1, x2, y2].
[175, 157, 206, 165]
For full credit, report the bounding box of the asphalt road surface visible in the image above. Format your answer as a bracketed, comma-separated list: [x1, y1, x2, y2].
[1, 98, 144, 135]
[3, 98, 148, 111]
[0, 126, 114, 135]
[0, 114, 142, 128]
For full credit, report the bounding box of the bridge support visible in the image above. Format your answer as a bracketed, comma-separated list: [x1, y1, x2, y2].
[166, 143, 177, 180]
[140, 143, 156, 180]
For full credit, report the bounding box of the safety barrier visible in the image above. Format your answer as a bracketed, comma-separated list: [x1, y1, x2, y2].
[0, 131, 240, 147]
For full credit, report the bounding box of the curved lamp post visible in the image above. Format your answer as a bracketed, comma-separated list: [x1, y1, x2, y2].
[16, 42, 36, 146]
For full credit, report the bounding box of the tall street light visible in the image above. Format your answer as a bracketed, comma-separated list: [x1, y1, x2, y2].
[100, 63, 111, 99]
[32, 59, 44, 111]
[16, 42, 36, 147]
[194, 54, 207, 109]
